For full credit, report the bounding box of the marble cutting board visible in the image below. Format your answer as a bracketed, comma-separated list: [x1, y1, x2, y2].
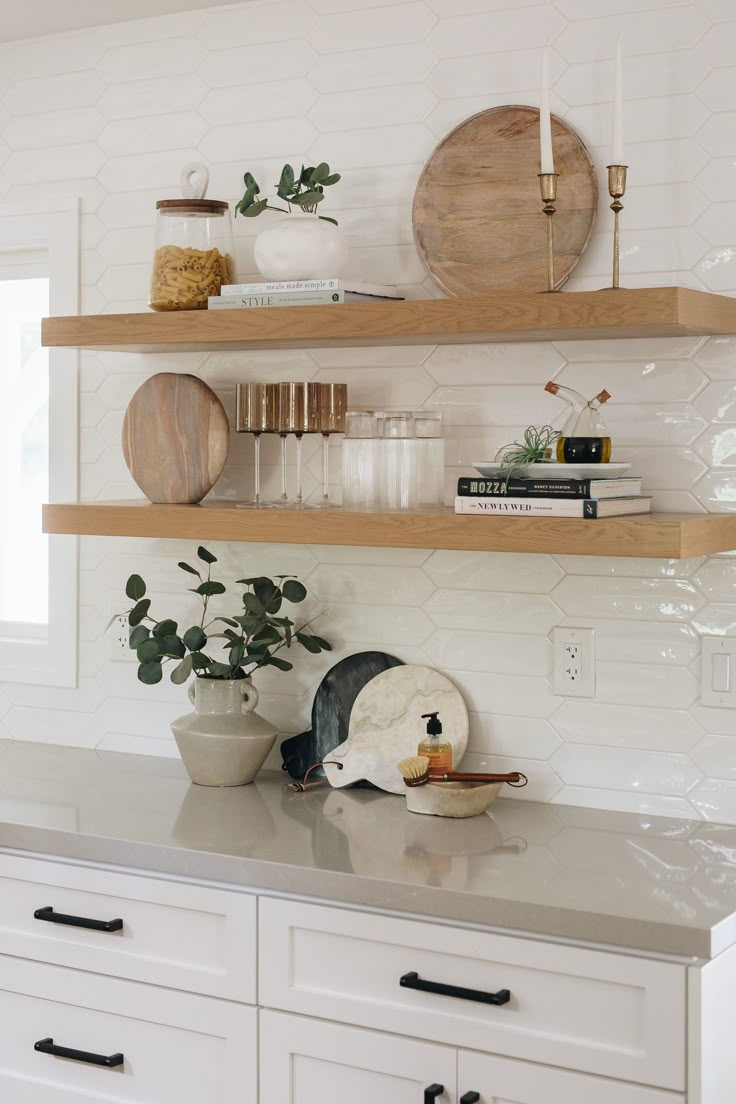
[280, 651, 404, 781]
[323, 665, 469, 795]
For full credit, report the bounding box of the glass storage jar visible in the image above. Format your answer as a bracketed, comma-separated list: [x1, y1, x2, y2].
[149, 195, 234, 312]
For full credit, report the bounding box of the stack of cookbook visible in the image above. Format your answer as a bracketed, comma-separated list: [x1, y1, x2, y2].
[455, 468, 651, 519]
[208, 278, 403, 309]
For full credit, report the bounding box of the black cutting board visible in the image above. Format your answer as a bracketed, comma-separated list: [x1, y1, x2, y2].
[281, 651, 404, 781]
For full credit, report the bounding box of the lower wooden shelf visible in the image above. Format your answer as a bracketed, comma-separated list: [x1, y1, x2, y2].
[42, 501, 736, 558]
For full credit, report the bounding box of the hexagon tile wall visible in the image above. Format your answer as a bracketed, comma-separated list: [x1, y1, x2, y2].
[2, 0, 736, 823]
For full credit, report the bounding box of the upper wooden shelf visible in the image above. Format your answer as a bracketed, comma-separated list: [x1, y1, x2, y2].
[42, 502, 736, 559]
[41, 287, 736, 353]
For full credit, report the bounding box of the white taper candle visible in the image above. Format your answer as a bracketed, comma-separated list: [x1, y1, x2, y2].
[611, 37, 624, 164]
[540, 47, 554, 175]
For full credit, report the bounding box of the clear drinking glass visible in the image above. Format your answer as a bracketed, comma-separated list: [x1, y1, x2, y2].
[341, 410, 378, 510]
[414, 410, 445, 509]
[316, 383, 347, 508]
[379, 411, 416, 511]
[235, 382, 278, 507]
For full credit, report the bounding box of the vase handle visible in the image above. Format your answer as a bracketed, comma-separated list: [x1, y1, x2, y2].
[187, 681, 196, 706]
[241, 682, 259, 714]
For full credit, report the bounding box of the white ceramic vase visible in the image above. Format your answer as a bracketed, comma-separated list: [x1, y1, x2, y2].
[254, 211, 348, 281]
[171, 678, 277, 787]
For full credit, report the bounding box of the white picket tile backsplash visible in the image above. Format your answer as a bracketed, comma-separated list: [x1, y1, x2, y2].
[0, 0, 736, 819]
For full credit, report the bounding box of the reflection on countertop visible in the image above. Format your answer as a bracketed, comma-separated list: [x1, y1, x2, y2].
[0, 739, 735, 958]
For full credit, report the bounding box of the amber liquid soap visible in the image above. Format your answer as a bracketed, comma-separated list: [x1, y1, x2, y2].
[418, 711, 453, 773]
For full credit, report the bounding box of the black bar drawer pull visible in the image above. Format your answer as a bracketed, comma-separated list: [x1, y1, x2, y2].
[461, 1094, 480, 1104]
[424, 1085, 444, 1104]
[34, 906, 123, 933]
[34, 1038, 124, 1068]
[401, 971, 510, 1007]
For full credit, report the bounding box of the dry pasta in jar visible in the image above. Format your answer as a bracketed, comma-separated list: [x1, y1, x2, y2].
[149, 199, 234, 312]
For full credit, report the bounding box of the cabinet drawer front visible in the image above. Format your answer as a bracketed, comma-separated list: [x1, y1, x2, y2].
[459, 1050, 684, 1104]
[0, 854, 255, 1001]
[259, 898, 686, 1090]
[261, 1009, 458, 1104]
[0, 955, 256, 1104]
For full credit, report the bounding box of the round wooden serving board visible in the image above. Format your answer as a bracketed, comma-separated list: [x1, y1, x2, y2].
[413, 105, 597, 295]
[122, 372, 229, 504]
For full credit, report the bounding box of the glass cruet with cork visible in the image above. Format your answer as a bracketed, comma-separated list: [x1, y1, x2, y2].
[149, 162, 234, 311]
[545, 380, 612, 464]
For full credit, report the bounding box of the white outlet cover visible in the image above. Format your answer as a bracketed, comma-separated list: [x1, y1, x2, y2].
[701, 636, 736, 709]
[104, 612, 135, 663]
[553, 626, 595, 698]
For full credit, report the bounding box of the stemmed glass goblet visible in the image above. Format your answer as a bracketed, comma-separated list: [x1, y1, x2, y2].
[235, 382, 278, 507]
[276, 382, 320, 507]
[316, 383, 347, 508]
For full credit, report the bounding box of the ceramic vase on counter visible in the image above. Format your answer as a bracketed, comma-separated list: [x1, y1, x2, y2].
[254, 212, 348, 281]
[172, 678, 277, 787]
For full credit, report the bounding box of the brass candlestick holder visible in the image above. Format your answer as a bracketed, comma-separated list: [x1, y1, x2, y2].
[607, 164, 628, 289]
[538, 173, 559, 292]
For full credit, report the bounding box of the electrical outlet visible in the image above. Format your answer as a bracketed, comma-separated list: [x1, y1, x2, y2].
[553, 626, 595, 697]
[104, 613, 134, 663]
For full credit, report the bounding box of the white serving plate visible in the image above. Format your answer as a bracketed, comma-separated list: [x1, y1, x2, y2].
[472, 461, 632, 480]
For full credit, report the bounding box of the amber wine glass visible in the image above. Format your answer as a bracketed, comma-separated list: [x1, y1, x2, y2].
[316, 383, 347, 508]
[276, 382, 320, 507]
[235, 382, 278, 507]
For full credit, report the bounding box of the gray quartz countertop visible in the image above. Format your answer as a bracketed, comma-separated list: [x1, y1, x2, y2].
[0, 739, 735, 960]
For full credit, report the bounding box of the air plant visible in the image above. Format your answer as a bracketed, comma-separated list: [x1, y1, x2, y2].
[495, 425, 561, 485]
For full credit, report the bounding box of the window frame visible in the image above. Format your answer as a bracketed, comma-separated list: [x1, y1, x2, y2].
[0, 199, 80, 687]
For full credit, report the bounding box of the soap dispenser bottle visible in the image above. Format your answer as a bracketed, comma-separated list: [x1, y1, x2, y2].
[418, 712, 453, 773]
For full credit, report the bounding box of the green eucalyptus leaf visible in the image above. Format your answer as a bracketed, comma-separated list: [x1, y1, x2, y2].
[207, 661, 233, 679]
[295, 632, 322, 654]
[170, 655, 193, 685]
[282, 579, 307, 603]
[197, 546, 217, 564]
[311, 635, 332, 651]
[310, 162, 330, 183]
[196, 581, 226, 597]
[153, 619, 177, 637]
[319, 216, 338, 226]
[294, 190, 324, 207]
[215, 616, 240, 628]
[322, 173, 341, 186]
[162, 634, 186, 659]
[178, 562, 200, 577]
[125, 574, 146, 601]
[129, 625, 150, 648]
[243, 198, 268, 217]
[267, 656, 293, 672]
[243, 593, 266, 616]
[137, 637, 162, 663]
[190, 651, 211, 670]
[182, 625, 207, 651]
[129, 598, 151, 627]
[138, 660, 163, 685]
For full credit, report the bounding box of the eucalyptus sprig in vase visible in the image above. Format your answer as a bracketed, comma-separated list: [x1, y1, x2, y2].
[236, 161, 348, 281]
[121, 545, 331, 787]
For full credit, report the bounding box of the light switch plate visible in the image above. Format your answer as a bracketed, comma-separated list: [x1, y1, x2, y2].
[553, 626, 595, 697]
[701, 636, 736, 708]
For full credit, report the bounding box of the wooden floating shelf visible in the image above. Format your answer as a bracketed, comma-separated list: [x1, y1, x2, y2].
[42, 502, 736, 559]
[41, 287, 736, 353]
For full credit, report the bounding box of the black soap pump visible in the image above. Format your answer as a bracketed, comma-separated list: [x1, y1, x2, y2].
[417, 711, 453, 773]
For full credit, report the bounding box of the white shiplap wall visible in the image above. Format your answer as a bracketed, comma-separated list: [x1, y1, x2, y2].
[1, 0, 736, 822]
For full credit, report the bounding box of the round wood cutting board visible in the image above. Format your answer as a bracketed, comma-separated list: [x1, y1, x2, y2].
[413, 105, 597, 295]
[122, 372, 229, 504]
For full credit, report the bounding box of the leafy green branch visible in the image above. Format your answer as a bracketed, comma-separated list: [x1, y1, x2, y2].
[121, 546, 331, 686]
[235, 162, 341, 226]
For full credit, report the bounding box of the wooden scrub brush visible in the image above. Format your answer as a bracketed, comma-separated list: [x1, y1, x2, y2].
[397, 756, 527, 788]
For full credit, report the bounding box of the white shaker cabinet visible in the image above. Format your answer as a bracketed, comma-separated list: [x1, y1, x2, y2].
[260, 1011, 684, 1104]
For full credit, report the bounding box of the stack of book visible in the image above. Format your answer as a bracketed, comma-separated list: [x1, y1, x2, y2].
[208, 279, 404, 309]
[455, 475, 652, 518]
